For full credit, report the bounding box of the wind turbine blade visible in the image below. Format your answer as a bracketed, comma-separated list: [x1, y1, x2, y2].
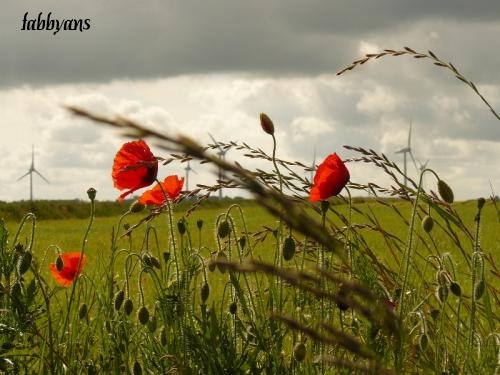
[17, 170, 30, 181]
[208, 133, 224, 153]
[409, 151, 419, 172]
[34, 169, 49, 184]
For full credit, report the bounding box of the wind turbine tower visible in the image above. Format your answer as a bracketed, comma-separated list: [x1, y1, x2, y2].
[17, 145, 49, 201]
[184, 160, 197, 192]
[395, 121, 418, 186]
[208, 133, 229, 199]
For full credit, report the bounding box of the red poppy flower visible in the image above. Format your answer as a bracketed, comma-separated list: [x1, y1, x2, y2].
[112, 140, 158, 201]
[309, 153, 350, 202]
[50, 252, 87, 287]
[138, 175, 184, 206]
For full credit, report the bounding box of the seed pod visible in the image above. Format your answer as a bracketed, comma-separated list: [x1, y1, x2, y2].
[449, 282, 462, 297]
[208, 258, 216, 272]
[87, 187, 97, 201]
[200, 282, 210, 303]
[162, 252, 171, 264]
[177, 218, 186, 235]
[229, 301, 237, 315]
[436, 285, 448, 304]
[160, 326, 168, 346]
[114, 290, 125, 311]
[18, 251, 32, 275]
[138, 306, 150, 325]
[282, 236, 296, 261]
[79, 303, 88, 320]
[259, 113, 275, 135]
[422, 215, 434, 233]
[437, 179, 454, 204]
[132, 360, 142, 375]
[56, 256, 64, 272]
[217, 220, 231, 239]
[320, 200, 330, 215]
[293, 342, 307, 362]
[473, 280, 485, 300]
[196, 219, 204, 230]
[124, 299, 134, 316]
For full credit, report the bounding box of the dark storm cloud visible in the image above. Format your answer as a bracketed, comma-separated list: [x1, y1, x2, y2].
[2, 0, 500, 87]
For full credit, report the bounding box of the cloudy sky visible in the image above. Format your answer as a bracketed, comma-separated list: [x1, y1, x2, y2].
[1, 0, 499, 202]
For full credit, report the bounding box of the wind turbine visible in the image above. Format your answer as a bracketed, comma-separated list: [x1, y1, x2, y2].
[208, 133, 229, 199]
[17, 145, 49, 201]
[184, 160, 197, 192]
[395, 121, 418, 186]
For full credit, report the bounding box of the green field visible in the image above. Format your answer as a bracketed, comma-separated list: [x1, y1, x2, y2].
[1, 195, 499, 374]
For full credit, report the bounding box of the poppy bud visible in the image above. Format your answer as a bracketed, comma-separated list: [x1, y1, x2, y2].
[124, 299, 134, 316]
[229, 301, 238, 315]
[18, 251, 32, 275]
[217, 220, 231, 239]
[149, 255, 161, 270]
[293, 342, 307, 362]
[477, 197, 486, 210]
[259, 113, 275, 135]
[56, 256, 64, 272]
[216, 251, 228, 273]
[422, 215, 434, 233]
[162, 252, 170, 264]
[147, 314, 157, 333]
[138, 306, 150, 325]
[201, 282, 210, 303]
[114, 290, 125, 311]
[87, 187, 97, 201]
[159, 325, 168, 346]
[79, 303, 88, 320]
[419, 333, 429, 351]
[473, 280, 485, 300]
[129, 200, 145, 213]
[282, 236, 296, 261]
[132, 360, 142, 375]
[177, 218, 186, 235]
[449, 282, 462, 297]
[238, 236, 246, 250]
[208, 258, 216, 272]
[437, 179, 454, 204]
[436, 285, 448, 304]
[430, 309, 440, 321]
[196, 219, 204, 230]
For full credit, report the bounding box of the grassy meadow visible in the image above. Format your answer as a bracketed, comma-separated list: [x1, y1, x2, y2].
[1, 47, 499, 374]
